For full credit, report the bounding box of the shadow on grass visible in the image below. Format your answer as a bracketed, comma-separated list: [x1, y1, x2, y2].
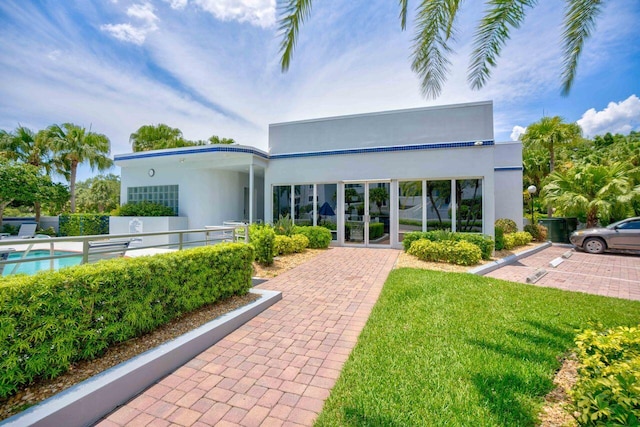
[471, 372, 539, 426]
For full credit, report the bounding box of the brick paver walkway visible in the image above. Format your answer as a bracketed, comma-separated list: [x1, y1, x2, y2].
[97, 247, 400, 427]
[487, 246, 640, 300]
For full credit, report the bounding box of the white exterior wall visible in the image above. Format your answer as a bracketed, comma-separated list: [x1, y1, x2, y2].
[493, 142, 524, 229]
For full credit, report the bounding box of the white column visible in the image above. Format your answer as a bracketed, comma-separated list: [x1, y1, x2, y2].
[249, 163, 254, 224]
[451, 179, 457, 232]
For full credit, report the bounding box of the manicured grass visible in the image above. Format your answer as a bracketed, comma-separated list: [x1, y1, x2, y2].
[315, 269, 640, 426]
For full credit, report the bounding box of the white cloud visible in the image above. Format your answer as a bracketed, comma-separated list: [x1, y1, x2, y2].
[193, 0, 276, 28]
[510, 126, 526, 141]
[101, 2, 158, 45]
[163, 0, 188, 10]
[577, 95, 640, 137]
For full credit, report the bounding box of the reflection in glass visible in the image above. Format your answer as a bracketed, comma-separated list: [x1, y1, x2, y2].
[273, 185, 291, 220]
[369, 182, 390, 244]
[398, 181, 422, 242]
[317, 184, 337, 239]
[344, 183, 364, 243]
[426, 180, 452, 231]
[456, 179, 483, 232]
[294, 185, 314, 226]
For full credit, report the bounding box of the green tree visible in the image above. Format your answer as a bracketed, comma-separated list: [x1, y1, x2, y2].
[369, 186, 389, 215]
[209, 135, 236, 144]
[521, 116, 582, 217]
[0, 161, 44, 224]
[0, 126, 69, 222]
[130, 124, 188, 152]
[48, 123, 113, 213]
[541, 162, 640, 228]
[278, 1, 604, 98]
[75, 174, 121, 213]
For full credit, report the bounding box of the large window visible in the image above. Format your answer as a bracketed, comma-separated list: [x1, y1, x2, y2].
[294, 185, 314, 226]
[398, 181, 422, 242]
[426, 180, 452, 231]
[455, 179, 483, 232]
[127, 185, 179, 214]
[317, 184, 337, 237]
[273, 185, 291, 220]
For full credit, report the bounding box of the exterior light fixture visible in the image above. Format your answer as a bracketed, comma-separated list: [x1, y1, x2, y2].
[474, 141, 483, 146]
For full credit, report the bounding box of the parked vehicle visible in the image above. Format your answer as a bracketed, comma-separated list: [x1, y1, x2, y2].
[569, 217, 640, 254]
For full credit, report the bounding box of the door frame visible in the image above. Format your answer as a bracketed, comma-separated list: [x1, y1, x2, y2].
[339, 180, 392, 248]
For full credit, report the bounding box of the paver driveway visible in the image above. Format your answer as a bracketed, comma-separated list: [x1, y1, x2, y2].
[486, 245, 640, 301]
[97, 247, 400, 427]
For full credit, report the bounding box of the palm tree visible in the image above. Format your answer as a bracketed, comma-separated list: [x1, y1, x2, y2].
[130, 124, 184, 152]
[278, 1, 604, 98]
[0, 126, 68, 222]
[48, 123, 113, 213]
[541, 162, 640, 228]
[521, 116, 582, 216]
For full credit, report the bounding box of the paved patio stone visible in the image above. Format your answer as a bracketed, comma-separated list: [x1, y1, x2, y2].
[97, 247, 399, 426]
[486, 245, 640, 300]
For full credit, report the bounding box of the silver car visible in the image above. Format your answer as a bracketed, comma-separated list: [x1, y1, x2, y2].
[569, 216, 640, 254]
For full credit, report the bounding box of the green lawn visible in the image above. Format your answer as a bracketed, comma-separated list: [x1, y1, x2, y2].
[315, 269, 640, 427]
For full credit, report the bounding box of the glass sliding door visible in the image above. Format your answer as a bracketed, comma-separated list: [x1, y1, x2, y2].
[317, 183, 337, 239]
[455, 179, 483, 232]
[294, 184, 314, 226]
[343, 181, 391, 246]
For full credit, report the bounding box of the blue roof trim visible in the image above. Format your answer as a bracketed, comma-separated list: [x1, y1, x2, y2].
[494, 166, 523, 171]
[270, 140, 495, 159]
[114, 146, 269, 162]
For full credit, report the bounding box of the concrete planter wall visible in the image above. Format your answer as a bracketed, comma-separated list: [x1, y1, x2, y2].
[109, 216, 189, 247]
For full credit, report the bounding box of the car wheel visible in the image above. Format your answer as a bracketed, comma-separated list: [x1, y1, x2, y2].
[583, 237, 606, 254]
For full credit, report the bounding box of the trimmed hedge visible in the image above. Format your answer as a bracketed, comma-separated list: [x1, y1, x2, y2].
[292, 226, 332, 249]
[249, 224, 276, 265]
[495, 218, 518, 234]
[274, 234, 309, 255]
[571, 325, 640, 426]
[495, 226, 505, 251]
[113, 201, 175, 217]
[408, 239, 482, 266]
[402, 231, 494, 260]
[369, 222, 384, 240]
[59, 214, 109, 236]
[0, 243, 253, 399]
[503, 231, 533, 250]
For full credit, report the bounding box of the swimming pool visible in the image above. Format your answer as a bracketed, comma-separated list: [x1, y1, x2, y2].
[2, 250, 83, 276]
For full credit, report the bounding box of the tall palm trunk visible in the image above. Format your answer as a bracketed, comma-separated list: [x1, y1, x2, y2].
[70, 161, 78, 213]
[547, 143, 555, 218]
[34, 201, 41, 225]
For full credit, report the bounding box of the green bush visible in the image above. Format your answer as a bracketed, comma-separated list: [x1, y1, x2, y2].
[0, 243, 253, 399]
[293, 226, 332, 249]
[495, 218, 518, 234]
[36, 226, 57, 237]
[524, 223, 548, 242]
[59, 214, 109, 236]
[503, 231, 533, 250]
[1, 224, 19, 235]
[408, 239, 482, 266]
[369, 222, 384, 240]
[402, 231, 493, 260]
[495, 226, 505, 251]
[113, 201, 175, 217]
[318, 220, 337, 231]
[274, 234, 309, 255]
[249, 223, 275, 265]
[571, 325, 640, 426]
[274, 214, 295, 236]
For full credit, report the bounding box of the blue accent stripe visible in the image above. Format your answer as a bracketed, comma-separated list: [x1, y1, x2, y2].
[494, 166, 523, 171]
[114, 146, 270, 162]
[270, 140, 495, 160]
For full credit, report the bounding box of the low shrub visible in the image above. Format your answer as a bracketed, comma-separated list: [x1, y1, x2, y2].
[113, 201, 175, 217]
[0, 243, 253, 399]
[318, 220, 337, 231]
[1, 224, 19, 235]
[495, 218, 518, 234]
[408, 239, 482, 266]
[36, 226, 57, 237]
[369, 222, 384, 240]
[402, 231, 493, 260]
[59, 214, 109, 236]
[249, 223, 275, 265]
[274, 234, 309, 255]
[503, 231, 533, 250]
[495, 226, 505, 251]
[293, 226, 332, 249]
[571, 324, 640, 426]
[524, 223, 548, 242]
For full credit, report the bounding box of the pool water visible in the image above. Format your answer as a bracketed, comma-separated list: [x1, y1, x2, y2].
[3, 250, 82, 276]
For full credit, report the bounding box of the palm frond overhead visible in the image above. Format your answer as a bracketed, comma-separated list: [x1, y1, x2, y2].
[278, 0, 313, 72]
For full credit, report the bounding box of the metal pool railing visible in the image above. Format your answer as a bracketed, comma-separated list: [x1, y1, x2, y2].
[0, 225, 248, 275]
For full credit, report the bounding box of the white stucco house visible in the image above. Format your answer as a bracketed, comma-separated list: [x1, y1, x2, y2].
[114, 101, 523, 248]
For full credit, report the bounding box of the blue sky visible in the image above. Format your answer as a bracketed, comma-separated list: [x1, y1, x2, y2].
[1, 0, 639, 181]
